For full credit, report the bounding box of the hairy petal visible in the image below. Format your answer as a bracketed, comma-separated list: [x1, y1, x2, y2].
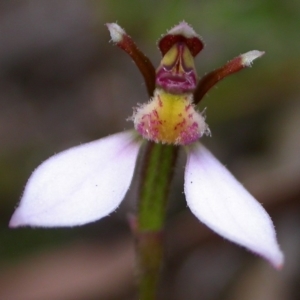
[193, 50, 265, 104]
[184, 143, 284, 268]
[10, 131, 142, 227]
[106, 23, 156, 97]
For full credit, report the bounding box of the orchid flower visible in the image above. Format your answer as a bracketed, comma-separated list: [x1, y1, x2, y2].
[10, 22, 283, 269]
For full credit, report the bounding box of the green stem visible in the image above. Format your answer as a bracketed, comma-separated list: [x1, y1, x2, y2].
[136, 142, 179, 300]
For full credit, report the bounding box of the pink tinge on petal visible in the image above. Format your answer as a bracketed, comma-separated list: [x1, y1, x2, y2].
[184, 142, 284, 269]
[10, 131, 142, 227]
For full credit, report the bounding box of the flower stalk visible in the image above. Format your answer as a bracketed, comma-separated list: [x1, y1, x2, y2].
[138, 142, 179, 231]
[135, 141, 179, 299]
[135, 229, 164, 300]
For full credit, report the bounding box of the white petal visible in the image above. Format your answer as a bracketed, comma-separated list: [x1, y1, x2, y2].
[240, 50, 265, 67]
[106, 23, 126, 43]
[10, 131, 142, 227]
[184, 143, 284, 268]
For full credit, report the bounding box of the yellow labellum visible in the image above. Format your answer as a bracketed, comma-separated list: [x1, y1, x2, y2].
[133, 89, 208, 145]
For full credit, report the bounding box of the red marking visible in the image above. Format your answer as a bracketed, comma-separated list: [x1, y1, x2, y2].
[153, 109, 159, 119]
[174, 118, 186, 130]
[158, 96, 163, 107]
[185, 104, 191, 111]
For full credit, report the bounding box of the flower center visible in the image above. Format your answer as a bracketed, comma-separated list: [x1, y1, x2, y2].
[156, 43, 197, 94]
[133, 89, 208, 145]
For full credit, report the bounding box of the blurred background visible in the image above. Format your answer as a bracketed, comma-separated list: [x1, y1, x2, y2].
[1, 1, 300, 299]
